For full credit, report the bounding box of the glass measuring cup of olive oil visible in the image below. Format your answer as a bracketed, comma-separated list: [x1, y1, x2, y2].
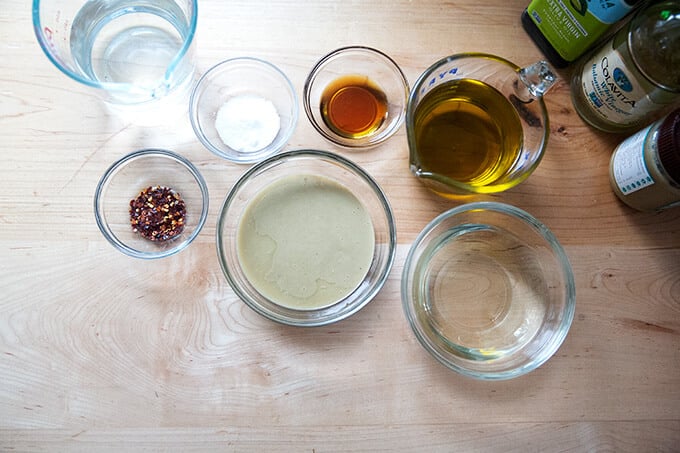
[406, 53, 557, 198]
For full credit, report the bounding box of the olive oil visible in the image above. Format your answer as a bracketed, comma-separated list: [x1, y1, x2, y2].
[320, 74, 388, 139]
[412, 78, 523, 188]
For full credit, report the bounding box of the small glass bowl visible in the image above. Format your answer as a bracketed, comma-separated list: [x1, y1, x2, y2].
[217, 149, 396, 326]
[94, 149, 209, 259]
[402, 202, 575, 380]
[303, 46, 409, 148]
[190, 57, 299, 164]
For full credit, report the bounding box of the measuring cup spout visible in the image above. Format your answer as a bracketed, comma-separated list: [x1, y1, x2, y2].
[516, 61, 557, 102]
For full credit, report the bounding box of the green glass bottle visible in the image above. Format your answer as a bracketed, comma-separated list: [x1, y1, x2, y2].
[522, 0, 641, 68]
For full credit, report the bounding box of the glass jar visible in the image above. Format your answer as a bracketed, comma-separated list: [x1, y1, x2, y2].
[571, 1, 680, 133]
[609, 108, 680, 211]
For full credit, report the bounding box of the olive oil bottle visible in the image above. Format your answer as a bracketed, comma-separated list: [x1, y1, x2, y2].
[522, 0, 640, 68]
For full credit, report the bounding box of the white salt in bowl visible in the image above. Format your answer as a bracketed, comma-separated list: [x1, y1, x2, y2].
[190, 57, 299, 164]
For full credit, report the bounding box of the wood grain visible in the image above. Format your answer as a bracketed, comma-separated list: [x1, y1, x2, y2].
[1, 0, 679, 451]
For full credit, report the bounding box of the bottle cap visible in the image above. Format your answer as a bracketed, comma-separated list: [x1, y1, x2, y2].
[657, 109, 680, 184]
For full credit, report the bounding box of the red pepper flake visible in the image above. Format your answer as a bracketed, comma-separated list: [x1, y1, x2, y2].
[129, 186, 186, 242]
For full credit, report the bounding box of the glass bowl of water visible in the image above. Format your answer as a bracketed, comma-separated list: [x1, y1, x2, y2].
[217, 149, 396, 326]
[401, 202, 575, 380]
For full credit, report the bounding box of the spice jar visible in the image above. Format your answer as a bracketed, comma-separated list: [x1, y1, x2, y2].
[609, 108, 680, 211]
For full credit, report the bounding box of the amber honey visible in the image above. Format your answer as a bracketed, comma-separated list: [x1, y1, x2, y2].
[412, 78, 523, 189]
[320, 74, 388, 139]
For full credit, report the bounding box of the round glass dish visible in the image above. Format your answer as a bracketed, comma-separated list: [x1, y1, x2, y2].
[217, 149, 396, 326]
[402, 202, 575, 380]
[303, 46, 409, 148]
[94, 149, 209, 259]
[190, 57, 299, 164]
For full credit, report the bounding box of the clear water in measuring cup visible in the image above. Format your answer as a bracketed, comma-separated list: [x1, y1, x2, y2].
[69, 0, 193, 101]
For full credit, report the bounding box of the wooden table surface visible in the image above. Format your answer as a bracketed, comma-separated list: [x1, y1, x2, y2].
[2, 0, 679, 451]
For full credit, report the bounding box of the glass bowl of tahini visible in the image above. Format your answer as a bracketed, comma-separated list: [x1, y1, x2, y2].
[217, 149, 396, 326]
[303, 46, 409, 148]
[190, 57, 299, 164]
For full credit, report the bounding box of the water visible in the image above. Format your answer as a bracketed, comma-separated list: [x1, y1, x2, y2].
[69, 0, 193, 102]
[415, 224, 548, 360]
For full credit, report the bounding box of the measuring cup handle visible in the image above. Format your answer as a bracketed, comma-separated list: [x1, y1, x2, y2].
[517, 61, 557, 101]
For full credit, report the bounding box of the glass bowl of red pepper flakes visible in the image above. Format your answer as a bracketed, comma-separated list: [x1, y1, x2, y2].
[94, 149, 209, 259]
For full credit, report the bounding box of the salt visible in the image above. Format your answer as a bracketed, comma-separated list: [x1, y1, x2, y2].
[215, 94, 281, 153]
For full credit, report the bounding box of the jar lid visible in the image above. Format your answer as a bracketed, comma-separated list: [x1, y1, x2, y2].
[658, 109, 680, 184]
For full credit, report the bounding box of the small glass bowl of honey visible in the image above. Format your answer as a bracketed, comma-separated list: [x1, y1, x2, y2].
[303, 46, 409, 148]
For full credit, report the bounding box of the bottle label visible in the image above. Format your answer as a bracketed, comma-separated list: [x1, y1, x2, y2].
[527, 0, 635, 61]
[612, 127, 654, 194]
[588, 0, 635, 23]
[577, 45, 658, 126]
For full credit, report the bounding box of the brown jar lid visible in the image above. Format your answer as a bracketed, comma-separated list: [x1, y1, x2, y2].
[658, 109, 680, 185]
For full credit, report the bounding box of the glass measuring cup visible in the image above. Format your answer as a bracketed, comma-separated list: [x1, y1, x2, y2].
[406, 53, 557, 198]
[33, 0, 197, 105]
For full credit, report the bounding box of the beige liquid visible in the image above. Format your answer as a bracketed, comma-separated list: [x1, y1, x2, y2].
[237, 174, 375, 310]
[412, 79, 523, 190]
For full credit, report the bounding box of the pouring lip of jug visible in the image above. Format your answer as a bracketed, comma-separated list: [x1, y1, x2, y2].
[405, 52, 552, 195]
[31, 0, 198, 102]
